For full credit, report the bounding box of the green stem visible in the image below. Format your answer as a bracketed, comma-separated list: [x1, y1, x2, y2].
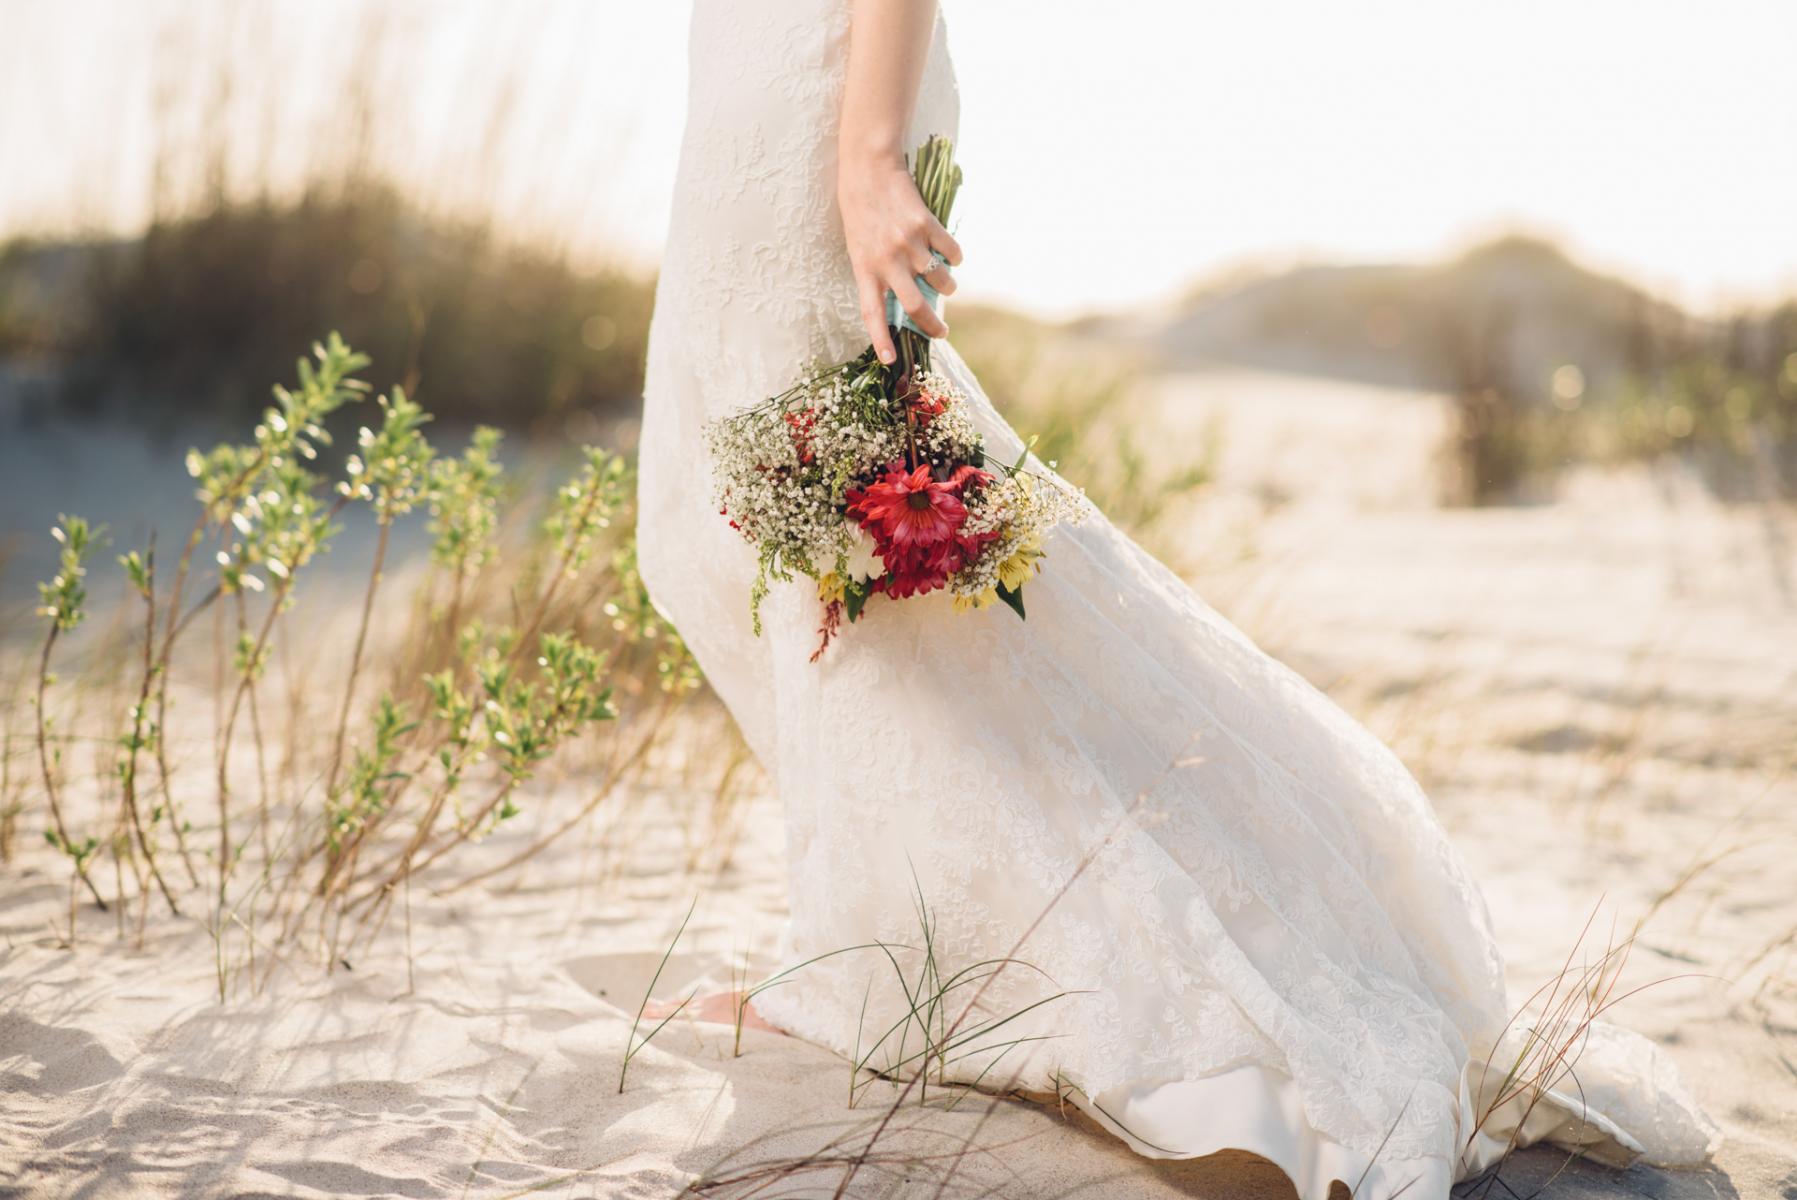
[123, 539, 181, 916]
[324, 516, 391, 801]
[35, 625, 108, 912]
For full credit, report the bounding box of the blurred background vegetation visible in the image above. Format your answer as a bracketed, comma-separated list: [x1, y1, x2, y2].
[1, 0, 1794, 609]
[0, 189, 655, 430]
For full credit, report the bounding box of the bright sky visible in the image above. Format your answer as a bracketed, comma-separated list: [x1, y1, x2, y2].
[4, 1, 1794, 318]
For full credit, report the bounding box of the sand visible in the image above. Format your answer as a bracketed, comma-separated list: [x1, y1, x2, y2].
[2, 368, 1793, 1198]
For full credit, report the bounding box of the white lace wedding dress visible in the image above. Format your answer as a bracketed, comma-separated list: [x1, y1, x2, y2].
[635, 4, 1719, 1196]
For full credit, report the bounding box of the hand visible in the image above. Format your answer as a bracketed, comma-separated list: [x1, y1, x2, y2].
[838, 149, 963, 363]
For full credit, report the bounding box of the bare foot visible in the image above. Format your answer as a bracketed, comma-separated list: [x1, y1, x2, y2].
[642, 991, 783, 1033]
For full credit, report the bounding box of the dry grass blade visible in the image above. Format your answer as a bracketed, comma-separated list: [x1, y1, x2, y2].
[620, 895, 700, 1095]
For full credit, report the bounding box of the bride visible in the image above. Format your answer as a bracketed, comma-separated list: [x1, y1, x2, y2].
[635, 2, 1718, 1195]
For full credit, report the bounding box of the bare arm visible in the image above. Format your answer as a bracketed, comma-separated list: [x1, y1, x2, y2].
[838, 0, 963, 363]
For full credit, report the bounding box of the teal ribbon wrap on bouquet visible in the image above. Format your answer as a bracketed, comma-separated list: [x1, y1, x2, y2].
[884, 253, 947, 336]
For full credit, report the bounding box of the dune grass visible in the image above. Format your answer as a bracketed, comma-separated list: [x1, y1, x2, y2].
[1440, 316, 1797, 505]
[1, 189, 655, 436]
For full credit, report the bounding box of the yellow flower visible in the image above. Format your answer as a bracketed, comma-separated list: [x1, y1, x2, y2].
[996, 538, 1044, 592]
[953, 586, 999, 613]
[817, 572, 845, 605]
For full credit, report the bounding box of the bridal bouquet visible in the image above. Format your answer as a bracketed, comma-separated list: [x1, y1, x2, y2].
[705, 137, 1085, 660]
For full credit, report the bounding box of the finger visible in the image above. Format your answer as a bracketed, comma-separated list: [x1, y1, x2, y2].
[858, 276, 896, 364]
[906, 247, 956, 296]
[890, 273, 948, 340]
[927, 222, 964, 268]
[921, 260, 956, 297]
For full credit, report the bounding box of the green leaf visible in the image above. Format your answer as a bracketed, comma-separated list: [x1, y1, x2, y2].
[1011, 434, 1037, 474]
[844, 579, 873, 623]
[996, 582, 1026, 620]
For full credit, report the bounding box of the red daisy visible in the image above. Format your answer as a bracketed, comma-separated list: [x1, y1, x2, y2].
[947, 463, 990, 493]
[845, 464, 968, 552]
